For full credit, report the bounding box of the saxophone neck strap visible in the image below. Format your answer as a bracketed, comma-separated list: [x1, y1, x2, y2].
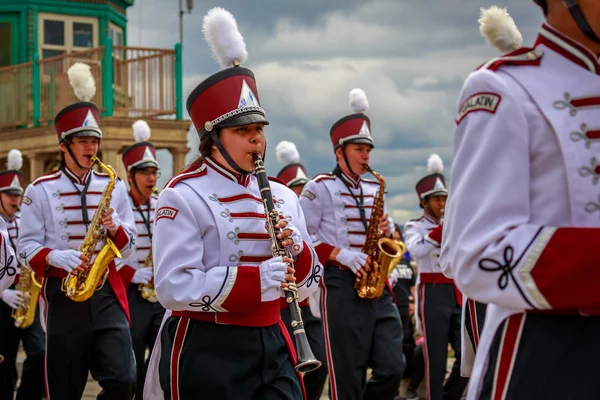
[62, 166, 93, 228]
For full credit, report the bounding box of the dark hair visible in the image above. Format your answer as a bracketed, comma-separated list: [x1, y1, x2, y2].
[189, 128, 220, 167]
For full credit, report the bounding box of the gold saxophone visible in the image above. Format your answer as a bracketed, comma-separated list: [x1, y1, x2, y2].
[138, 247, 157, 303]
[61, 156, 122, 302]
[354, 165, 406, 299]
[11, 265, 42, 328]
[138, 186, 158, 303]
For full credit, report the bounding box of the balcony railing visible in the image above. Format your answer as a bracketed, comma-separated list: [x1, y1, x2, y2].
[0, 39, 182, 131]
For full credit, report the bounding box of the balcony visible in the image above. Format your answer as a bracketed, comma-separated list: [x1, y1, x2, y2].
[0, 39, 183, 130]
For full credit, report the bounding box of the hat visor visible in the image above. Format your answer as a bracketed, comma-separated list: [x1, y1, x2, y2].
[67, 129, 102, 139]
[343, 137, 374, 147]
[218, 112, 270, 128]
[1, 189, 23, 195]
[131, 161, 160, 170]
[423, 189, 448, 199]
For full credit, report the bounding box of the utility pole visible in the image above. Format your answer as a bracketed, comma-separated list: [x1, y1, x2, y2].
[179, 0, 194, 48]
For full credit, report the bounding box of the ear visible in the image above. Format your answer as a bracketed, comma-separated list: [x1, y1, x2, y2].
[59, 141, 66, 153]
[126, 171, 132, 182]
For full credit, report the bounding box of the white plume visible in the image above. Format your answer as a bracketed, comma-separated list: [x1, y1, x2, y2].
[349, 88, 369, 113]
[7, 149, 22, 171]
[427, 154, 444, 173]
[132, 120, 151, 142]
[203, 7, 248, 68]
[67, 62, 96, 101]
[276, 141, 300, 166]
[479, 6, 523, 53]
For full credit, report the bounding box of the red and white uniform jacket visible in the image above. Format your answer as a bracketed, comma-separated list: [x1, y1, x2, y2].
[441, 23, 600, 397]
[0, 218, 17, 292]
[152, 157, 321, 323]
[404, 214, 446, 279]
[17, 167, 137, 325]
[299, 171, 394, 268]
[117, 193, 157, 289]
[0, 213, 22, 287]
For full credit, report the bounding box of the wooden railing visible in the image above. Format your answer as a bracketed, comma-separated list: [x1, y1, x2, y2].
[0, 62, 33, 129]
[0, 41, 182, 131]
[38, 47, 104, 123]
[113, 46, 176, 118]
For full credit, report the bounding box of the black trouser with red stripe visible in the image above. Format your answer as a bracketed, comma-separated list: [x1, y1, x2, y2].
[322, 265, 404, 400]
[464, 298, 486, 358]
[158, 317, 302, 400]
[480, 313, 600, 399]
[0, 292, 45, 400]
[418, 283, 467, 400]
[127, 286, 165, 400]
[44, 277, 136, 400]
[281, 304, 328, 400]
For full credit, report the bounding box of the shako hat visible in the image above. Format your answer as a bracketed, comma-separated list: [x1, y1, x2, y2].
[122, 120, 159, 171]
[275, 141, 308, 188]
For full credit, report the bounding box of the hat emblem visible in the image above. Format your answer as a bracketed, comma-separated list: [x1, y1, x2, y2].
[83, 110, 99, 128]
[143, 146, 156, 162]
[10, 176, 21, 190]
[296, 168, 308, 180]
[434, 177, 446, 190]
[238, 79, 259, 108]
[359, 120, 370, 136]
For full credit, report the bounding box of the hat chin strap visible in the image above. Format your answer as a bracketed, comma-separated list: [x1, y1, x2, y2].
[64, 140, 86, 170]
[340, 145, 359, 178]
[565, 0, 600, 44]
[209, 130, 253, 175]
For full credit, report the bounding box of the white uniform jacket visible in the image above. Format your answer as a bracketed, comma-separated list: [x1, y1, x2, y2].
[404, 214, 446, 278]
[151, 157, 321, 321]
[117, 193, 157, 289]
[17, 166, 137, 323]
[441, 23, 600, 397]
[0, 218, 17, 292]
[299, 170, 394, 267]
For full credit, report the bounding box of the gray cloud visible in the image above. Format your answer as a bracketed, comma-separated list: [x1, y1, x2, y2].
[130, 0, 544, 223]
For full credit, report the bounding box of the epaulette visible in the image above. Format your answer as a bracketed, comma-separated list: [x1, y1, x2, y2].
[268, 176, 286, 186]
[407, 216, 424, 223]
[165, 164, 207, 189]
[362, 178, 379, 185]
[32, 170, 61, 186]
[478, 47, 543, 72]
[313, 173, 335, 183]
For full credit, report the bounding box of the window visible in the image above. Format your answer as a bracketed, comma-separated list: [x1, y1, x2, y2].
[38, 13, 98, 58]
[109, 23, 124, 46]
[0, 22, 12, 66]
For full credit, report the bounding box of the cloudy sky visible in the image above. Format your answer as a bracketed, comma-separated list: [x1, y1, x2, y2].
[127, 0, 544, 224]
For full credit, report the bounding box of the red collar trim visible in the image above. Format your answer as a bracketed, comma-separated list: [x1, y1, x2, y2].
[340, 171, 361, 189]
[536, 23, 600, 74]
[205, 157, 251, 187]
[63, 166, 91, 185]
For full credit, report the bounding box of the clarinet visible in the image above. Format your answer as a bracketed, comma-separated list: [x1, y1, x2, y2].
[253, 153, 322, 373]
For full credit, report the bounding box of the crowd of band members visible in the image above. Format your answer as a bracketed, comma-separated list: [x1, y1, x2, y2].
[1, 1, 599, 399]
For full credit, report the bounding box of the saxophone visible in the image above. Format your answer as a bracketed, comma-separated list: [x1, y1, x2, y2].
[138, 186, 158, 303]
[138, 247, 157, 303]
[354, 165, 406, 299]
[61, 156, 122, 302]
[11, 266, 42, 328]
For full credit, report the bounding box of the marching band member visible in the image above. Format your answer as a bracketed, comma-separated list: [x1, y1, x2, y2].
[455, 5, 525, 381]
[0, 216, 16, 293]
[276, 140, 328, 400]
[299, 89, 404, 400]
[118, 120, 164, 400]
[0, 150, 45, 400]
[441, 0, 600, 398]
[144, 8, 321, 400]
[404, 154, 467, 400]
[17, 63, 137, 399]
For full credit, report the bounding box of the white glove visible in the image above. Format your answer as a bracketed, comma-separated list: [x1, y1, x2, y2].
[283, 222, 304, 257]
[47, 249, 85, 273]
[335, 249, 368, 274]
[389, 268, 400, 287]
[106, 209, 121, 233]
[131, 267, 153, 285]
[259, 256, 287, 301]
[1, 289, 25, 310]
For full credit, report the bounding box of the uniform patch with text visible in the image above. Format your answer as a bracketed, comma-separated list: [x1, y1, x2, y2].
[301, 190, 316, 201]
[22, 196, 32, 206]
[156, 207, 178, 221]
[456, 92, 501, 124]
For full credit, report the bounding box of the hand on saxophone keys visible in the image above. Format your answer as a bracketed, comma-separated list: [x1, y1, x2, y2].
[377, 213, 391, 237]
[46, 249, 89, 274]
[101, 207, 120, 236]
